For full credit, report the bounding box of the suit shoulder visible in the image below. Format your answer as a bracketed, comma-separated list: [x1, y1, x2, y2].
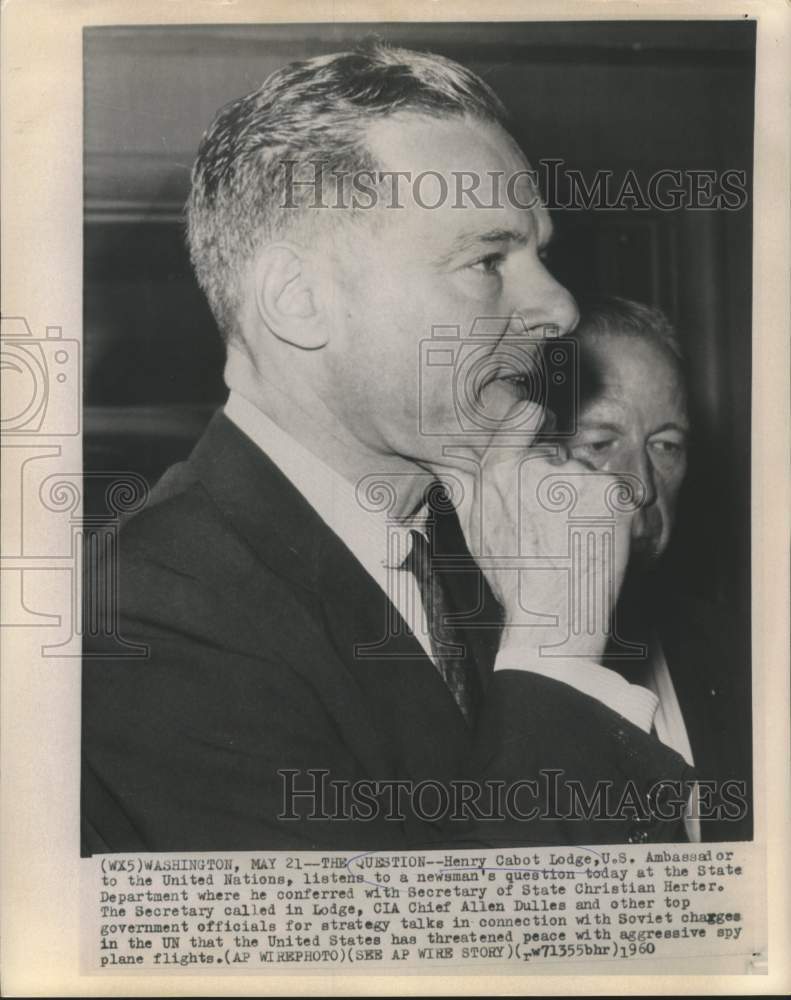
[123, 473, 217, 546]
[113, 479, 263, 636]
[110, 461, 322, 651]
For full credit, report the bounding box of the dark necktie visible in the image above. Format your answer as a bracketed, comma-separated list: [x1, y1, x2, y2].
[404, 528, 482, 725]
[402, 488, 502, 726]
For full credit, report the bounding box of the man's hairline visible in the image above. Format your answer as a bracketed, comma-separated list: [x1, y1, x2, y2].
[575, 326, 685, 371]
[223, 109, 545, 334]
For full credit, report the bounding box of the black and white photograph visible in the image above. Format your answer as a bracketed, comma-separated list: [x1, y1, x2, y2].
[2, 1, 789, 994]
[81, 19, 755, 852]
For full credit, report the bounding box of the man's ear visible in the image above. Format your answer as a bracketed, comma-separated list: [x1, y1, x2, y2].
[252, 242, 329, 350]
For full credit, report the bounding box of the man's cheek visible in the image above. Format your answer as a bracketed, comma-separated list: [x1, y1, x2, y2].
[663, 472, 686, 517]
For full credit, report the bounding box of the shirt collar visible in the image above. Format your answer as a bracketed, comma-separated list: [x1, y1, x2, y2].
[224, 390, 428, 577]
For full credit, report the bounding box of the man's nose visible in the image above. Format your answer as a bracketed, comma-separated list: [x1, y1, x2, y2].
[512, 259, 579, 336]
[625, 447, 658, 510]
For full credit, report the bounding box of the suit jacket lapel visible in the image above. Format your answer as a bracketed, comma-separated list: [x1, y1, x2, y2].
[189, 411, 471, 780]
[314, 521, 476, 783]
[188, 411, 325, 594]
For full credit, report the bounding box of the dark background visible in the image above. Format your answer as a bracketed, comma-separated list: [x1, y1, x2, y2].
[83, 20, 754, 625]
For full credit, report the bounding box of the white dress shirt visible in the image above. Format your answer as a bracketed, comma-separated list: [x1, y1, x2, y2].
[225, 390, 698, 839]
[226, 390, 436, 662]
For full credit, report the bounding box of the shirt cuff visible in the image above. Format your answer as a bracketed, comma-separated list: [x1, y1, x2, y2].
[493, 648, 659, 734]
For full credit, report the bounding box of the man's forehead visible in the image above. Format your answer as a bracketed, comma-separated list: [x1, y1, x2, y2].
[579, 336, 689, 419]
[584, 333, 683, 381]
[361, 114, 544, 236]
[365, 110, 530, 176]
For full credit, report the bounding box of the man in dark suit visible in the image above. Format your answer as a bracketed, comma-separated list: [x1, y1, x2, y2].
[551, 298, 752, 841]
[82, 43, 698, 853]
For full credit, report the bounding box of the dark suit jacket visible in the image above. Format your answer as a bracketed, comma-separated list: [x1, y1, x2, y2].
[82, 411, 698, 853]
[658, 593, 753, 842]
[601, 570, 753, 844]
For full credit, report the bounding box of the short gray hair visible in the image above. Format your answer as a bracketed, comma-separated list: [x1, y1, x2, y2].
[541, 296, 685, 438]
[186, 40, 509, 343]
[574, 296, 684, 362]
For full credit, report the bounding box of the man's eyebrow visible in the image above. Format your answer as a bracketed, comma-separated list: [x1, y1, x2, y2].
[435, 226, 545, 267]
[650, 421, 690, 436]
[577, 420, 624, 434]
[477, 227, 531, 245]
[455, 228, 529, 251]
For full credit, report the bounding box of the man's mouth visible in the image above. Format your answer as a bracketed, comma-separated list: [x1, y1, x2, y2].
[476, 367, 534, 405]
[493, 372, 533, 400]
[469, 371, 546, 433]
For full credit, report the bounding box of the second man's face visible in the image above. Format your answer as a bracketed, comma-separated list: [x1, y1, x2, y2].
[317, 112, 579, 467]
[568, 332, 689, 565]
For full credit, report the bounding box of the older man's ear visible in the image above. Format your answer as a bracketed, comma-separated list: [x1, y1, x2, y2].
[250, 242, 330, 351]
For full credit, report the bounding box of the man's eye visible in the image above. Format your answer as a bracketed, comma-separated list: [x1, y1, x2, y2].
[470, 252, 505, 274]
[577, 439, 615, 454]
[570, 439, 616, 464]
[650, 439, 685, 457]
